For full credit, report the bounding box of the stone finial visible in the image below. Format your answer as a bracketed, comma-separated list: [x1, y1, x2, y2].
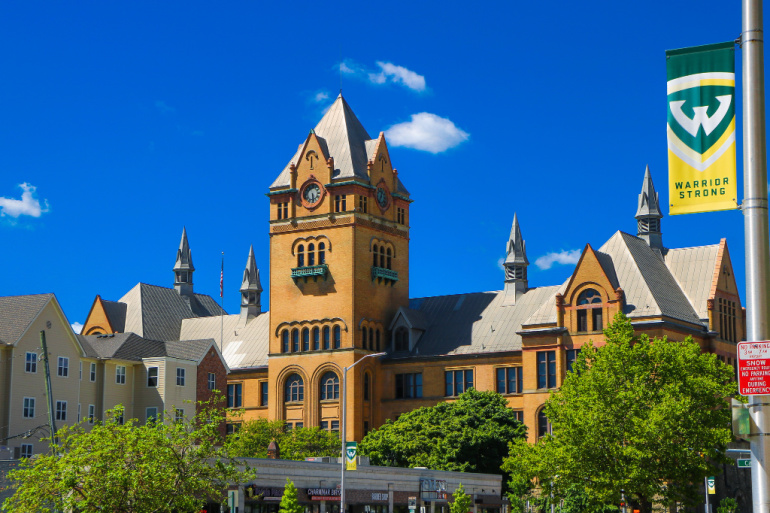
[615, 287, 624, 303]
[267, 440, 280, 459]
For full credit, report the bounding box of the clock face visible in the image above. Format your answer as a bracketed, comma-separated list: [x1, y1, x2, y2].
[376, 186, 388, 208]
[304, 183, 321, 204]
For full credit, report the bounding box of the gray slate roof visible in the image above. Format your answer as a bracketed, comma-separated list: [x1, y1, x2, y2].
[118, 283, 225, 341]
[180, 312, 270, 369]
[101, 299, 127, 332]
[79, 333, 217, 363]
[270, 95, 409, 194]
[0, 294, 54, 345]
[663, 243, 720, 321]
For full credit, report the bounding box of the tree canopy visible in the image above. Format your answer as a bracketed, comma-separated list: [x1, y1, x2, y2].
[278, 479, 303, 513]
[3, 401, 254, 513]
[226, 418, 340, 460]
[502, 313, 736, 513]
[449, 483, 473, 513]
[359, 388, 526, 476]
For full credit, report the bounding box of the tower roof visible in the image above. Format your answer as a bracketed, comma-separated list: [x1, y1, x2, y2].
[173, 227, 195, 272]
[240, 245, 263, 294]
[635, 166, 663, 219]
[504, 213, 529, 266]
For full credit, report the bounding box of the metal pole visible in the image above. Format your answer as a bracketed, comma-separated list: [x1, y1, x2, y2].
[704, 477, 710, 513]
[743, 2, 770, 513]
[340, 352, 386, 513]
[40, 331, 57, 447]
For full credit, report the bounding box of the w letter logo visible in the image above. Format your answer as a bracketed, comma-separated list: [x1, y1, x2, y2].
[670, 95, 732, 137]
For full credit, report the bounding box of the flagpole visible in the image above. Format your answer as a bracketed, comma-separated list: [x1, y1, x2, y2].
[742, 1, 770, 512]
[220, 251, 224, 353]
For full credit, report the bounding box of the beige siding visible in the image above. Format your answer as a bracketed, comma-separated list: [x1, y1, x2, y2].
[134, 360, 164, 423]
[101, 361, 135, 421]
[163, 360, 197, 421]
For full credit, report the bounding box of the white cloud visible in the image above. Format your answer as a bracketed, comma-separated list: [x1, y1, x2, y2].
[370, 62, 426, 92]
[155, 100, 175, 114]
[314, 91, 330, 103]
[534, 249, 582, 270]
[71, 322, 83, 334]
[385, 113, 469, 153]
[339, 60, 426, 92]
[0, 183, 49, 218]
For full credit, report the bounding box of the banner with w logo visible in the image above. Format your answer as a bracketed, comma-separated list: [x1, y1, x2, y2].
[667, 42, 738, 215]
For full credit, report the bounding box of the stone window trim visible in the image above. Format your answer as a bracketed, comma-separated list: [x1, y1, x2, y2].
[359, 319, 385, 351]
[276, 319, 348, 353]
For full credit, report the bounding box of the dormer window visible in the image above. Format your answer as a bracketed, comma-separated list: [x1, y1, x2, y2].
[576, 288, 603, 332]
[395, 327, 409, 351]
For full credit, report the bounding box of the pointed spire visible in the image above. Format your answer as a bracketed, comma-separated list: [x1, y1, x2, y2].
[173, 227, 195, 296]
[502, 213, 529, 305]
[635, 166, 663, 250]
[239, 245, 262, 324]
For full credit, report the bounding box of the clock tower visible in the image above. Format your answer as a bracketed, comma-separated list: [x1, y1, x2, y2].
[266, 95, 411, 439]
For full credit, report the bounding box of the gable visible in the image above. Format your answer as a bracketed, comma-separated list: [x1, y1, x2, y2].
[82, 295, 116, 336]
[711, 239, 741, 301]
[563, 244, 617, 306]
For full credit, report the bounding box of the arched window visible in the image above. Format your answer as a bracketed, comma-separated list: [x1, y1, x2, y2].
[576, 288, 603, 332]
[386, 248, 392, 270]
[537, 408, 551, 438]
[323, 326, 330, 350]
[320, 371, 340, 400]
[281, 330, 289, 353]
[395, 327, 409, 351]
[369, 328, 374, 350]
[333, 325, 341, 349]
[379, 246, 385, 268]
[302, 328, 310, 351]
[318, 242, 326, 264]
[308, 243, 315, 266]
[297, 245, 305, 267]
[291, 329, 299, 353]
[312, 327, 320, 350]
[285, 374, 304, 402]
[372, 245, 379, 267]
[362, 328, 368, 349]
[376, 330, 381, 351]
[364, 372, 371, 401]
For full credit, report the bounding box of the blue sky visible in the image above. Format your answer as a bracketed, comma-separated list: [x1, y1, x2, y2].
[0, 1, 752, 331]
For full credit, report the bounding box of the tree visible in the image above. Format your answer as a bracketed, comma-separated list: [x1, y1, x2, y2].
[502, 313, 736, 513]
[278, 479, 303, 513]
[449, 483, 472, 513]
[717, 497, 738, 513]
[226, 418, 340, 460]
[359, 389, 526, 477]
[3, 400, 255, 513]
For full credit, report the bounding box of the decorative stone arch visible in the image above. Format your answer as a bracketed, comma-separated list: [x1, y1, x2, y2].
[274, 317, 348, 338]
[358, 318, 385, 351]
[83, 326, 107, 336]
[369, 237, 396, 258]
[567, 283, 608, 334]
[536, 405, 551, 439]
[275, 365, 310, 423]
[310, 362, 342, 427]
[292, 235, 332, 256]
[567, 282, 610, 306]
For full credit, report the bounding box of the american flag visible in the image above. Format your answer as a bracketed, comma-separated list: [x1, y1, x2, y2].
[220, 257, 224, 298]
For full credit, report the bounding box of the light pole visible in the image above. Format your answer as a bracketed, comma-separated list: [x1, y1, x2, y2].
[340, 352, 386, 513]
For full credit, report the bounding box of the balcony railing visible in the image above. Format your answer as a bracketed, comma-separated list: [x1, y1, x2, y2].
[291, 264, 329, 283]
[372, 266, 398, 285]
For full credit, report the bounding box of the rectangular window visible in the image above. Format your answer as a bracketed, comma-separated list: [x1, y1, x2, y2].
[395, 373, 423, 399]
[592, 308, 603, 331]
[227, 383, 243, 408]
[20, 444, 33, 459]
[397, 207, 405, 225]
[176, 368, 185, 386]
[495, 367, 522, 394]
[295, 422, 303, 429]
[57, 357, 69, 377]
[537, 351, 557, 389]
[23, 397, 35, 418]
[359, 195, 368, 213]
[445, 369, 474, 397]
[25, 352, 37, 373]
[331, 420, 339, 432]
[277, 202, 289, 220]
[146, 407, 158, 423]
[55, 400, 67, 421]
[513, 411, 524, 423]
[260, 381, 268, 407]
[226, 423, 241, 435]
[88, 405, 95, 424]
[208, 372, 216, 390]
[90, 362, 96, 382]
[320, 420, 328, 431]
[577, 310, 588, 332]
[77, 403, 81, 422]
[147, 367, 158, 387]
[335, 194, 347, 212]
[566, 349, 579, 373]
[174, 408, 184, 423]
[364, 421, 370, 436]
[116, 365, 126, 385]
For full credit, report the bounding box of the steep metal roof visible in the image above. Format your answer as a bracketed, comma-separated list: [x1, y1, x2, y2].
[402, 286, 561, 357]
[180, 312, 270, 369]
[78, 333, 166, 361]
[635, 166, 663, 219]
[165, 338, 219, 363]
[0, 294, 54, 345]
[664, 244, 720, 320]
[118, 283, 225, 341]
[101, 299, 127, 332]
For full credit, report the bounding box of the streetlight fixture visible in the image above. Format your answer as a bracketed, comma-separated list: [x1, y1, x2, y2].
[340, 351, 386, 513]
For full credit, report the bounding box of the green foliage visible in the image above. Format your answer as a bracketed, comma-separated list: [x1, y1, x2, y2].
[279, 479, 304, 513]
[502, 313, 737, 513]
[449, 483, 473, 513]
[3, 399, 255, 513]
[359, 389, 526, 478]
[226, 418, 340, 460]
[717, 497, 738, 513]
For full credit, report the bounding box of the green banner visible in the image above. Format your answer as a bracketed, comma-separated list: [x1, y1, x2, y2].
[666, 42, 738, 215]
[346, 441, 357, 471]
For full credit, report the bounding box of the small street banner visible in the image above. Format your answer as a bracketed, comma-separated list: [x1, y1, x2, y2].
[346, 441, 357, 471]
[666, 42, 738, 215]
[707, 477, 716, 495]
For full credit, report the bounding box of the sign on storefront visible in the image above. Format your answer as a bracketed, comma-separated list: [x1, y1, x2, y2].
[307, 488, 342, 501]
[420, 479, 448, 501]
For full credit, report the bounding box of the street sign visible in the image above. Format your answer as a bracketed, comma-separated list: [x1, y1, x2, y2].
[738, 342, 770, 395]
[408, 497, 417, 510]
[738, 458, 752, 468]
